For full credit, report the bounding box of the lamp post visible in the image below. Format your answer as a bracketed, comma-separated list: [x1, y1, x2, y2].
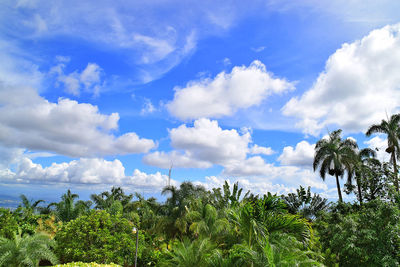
[132, 227, 139, 267]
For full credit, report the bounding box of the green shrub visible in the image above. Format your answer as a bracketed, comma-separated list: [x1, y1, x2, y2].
[53, 262, 121, 267]
[0, 208, 18, 239]
[55, 210, 143, 265]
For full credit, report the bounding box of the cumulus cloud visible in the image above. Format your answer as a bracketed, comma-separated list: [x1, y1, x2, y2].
[1, 154, 329, 196]
[52, 62, 103, 96]
[0, 86, 155, 157]
[142, 151, 212, 169]
[250, 144, 275, 155]
[196, 167, 328, 196]
[167, 60, 294, 120]
[1, 157, 177, 191]
[143, 118, 253, 168]
[142, 118, 328, 193]
[283, 24, 400, 135]
[222, 156, 273, 177]
[278, 141, 315, 166]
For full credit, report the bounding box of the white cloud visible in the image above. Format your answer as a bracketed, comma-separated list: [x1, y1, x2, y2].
[0, 147, 25, 169]
[125, 169, 179, 189]
[195, 176, 298, 196]
[278, 141, 315, 166]
[364, 135, 390, 162]
[169, 119, 251, 164]
[167, 60, 295, 120]
[144, 118, 252, 168]
[142, 151, 212, 169]
[140, 98, 156, 115]
[283, 24, 400, 135]
[196, 167, 328, 196]
[250, 144, 275, 155]
[268, 0, 400, 26]
[222, 156, 273, 177]
[222, 57, 231, 66]
[1, 157, 178, 191]
[0, 86, 155, 157]
[52, 62, 103, 96]
[142, 118, 329, 193]
[251, 46, 266, 52]
[133, 33, 176, 64]
[15, 157, 126, 184]
[0, 40, 44, 90]
[0, 151, 329, 196]
[0, 1, 214, 83]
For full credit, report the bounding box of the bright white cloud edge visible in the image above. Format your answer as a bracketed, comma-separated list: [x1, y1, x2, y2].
[167, 60, 295, 120]
[283, 23, 400, 136]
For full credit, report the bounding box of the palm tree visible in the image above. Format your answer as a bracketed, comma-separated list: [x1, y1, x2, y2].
[313, 129, 358, 202]
[0, 230, 58, 267]
[90, 187, 134, 212]
[18, 195, 44, 217]
[210, 181, 250, 209]
[351, 148, 377, 205]
[158, 182, 208, 239]
[366, 114, 400, 192]
[187, 202, 230, 243]
[283, 186, 329, 220]
[161, 237, 219, 267]
[51, 190, 91, 222]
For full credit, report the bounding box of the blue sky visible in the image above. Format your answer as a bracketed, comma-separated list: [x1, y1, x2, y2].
[1, 0, 400, 205]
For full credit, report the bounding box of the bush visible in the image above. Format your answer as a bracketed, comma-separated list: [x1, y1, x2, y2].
[0, 208, 18, 239]
[315, 200, 400, 266]
[55, 210, 143, 265]
[53, 263, 121, 267]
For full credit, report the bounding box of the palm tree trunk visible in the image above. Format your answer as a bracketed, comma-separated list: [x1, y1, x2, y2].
[335, 173, 343, 203]
[356, 176, 363, 205]
[392, 152, 399, 192]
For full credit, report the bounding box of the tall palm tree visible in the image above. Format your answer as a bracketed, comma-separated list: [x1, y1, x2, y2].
[0, 231, 58, 267]
[313, 129, 358, 202]
[351, 148, 376, 205]
[366, 113, 400, 192]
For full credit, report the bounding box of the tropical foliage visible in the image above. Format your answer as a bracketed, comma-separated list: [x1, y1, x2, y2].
[0, 230, 58, 267]
[2, 114, 400, 266]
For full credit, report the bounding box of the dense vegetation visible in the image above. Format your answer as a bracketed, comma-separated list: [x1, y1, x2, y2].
[2, 114, 400, 266]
